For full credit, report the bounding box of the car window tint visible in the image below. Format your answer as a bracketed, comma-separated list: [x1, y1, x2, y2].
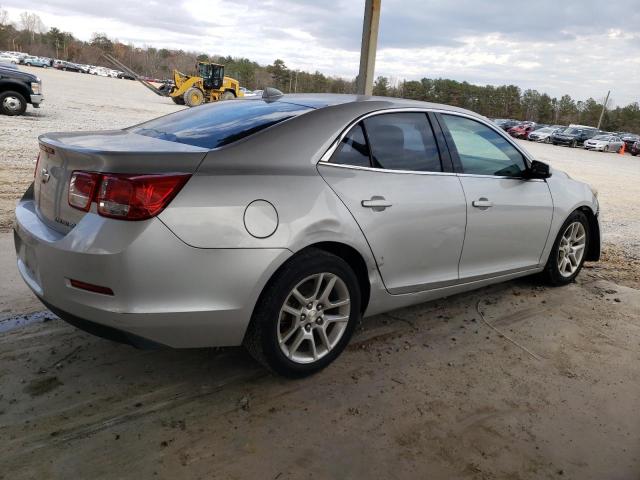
[128, 100, 312, 149]
[441, 114, 526, 177]
[330, 123, 371, 167]
[363, 113, 442, 172]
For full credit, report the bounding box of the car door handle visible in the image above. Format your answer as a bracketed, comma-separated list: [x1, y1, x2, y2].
[472, 198, 493, 208]
[361, 196, 392, 211]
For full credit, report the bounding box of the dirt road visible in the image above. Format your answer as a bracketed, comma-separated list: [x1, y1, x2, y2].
[1, 68, 640, 479]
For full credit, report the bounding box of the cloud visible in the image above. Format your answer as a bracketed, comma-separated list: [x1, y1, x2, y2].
[2, 0, 638, 105]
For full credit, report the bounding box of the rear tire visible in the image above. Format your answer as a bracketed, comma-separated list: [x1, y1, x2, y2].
[0, 91, 27, 116]
[244, 249, 361, 378]
[571, 140, 577, 148]
[542, 211, 590, 286]
[183, 87, 204, 107]
[544, 137, 551, 143]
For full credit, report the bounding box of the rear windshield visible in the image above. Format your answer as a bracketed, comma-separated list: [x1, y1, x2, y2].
[128, 100, 312, 149]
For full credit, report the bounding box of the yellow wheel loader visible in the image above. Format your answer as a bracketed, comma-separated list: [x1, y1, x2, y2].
[104, 53, 243, 107]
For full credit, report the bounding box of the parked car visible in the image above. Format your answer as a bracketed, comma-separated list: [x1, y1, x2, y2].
[528, 127, 561, 143]
[631, 141, 640, 156]
[551, 126, 599, 147]
[583, 135, 625, 152]
[14, 94, 600, 376]
[0, 64, 43, 115]
[493, 119, 519, 131]
[0, 53, 19, 64]
[53, 60, 83, 72]
[22, 56, 49, 68]
[508, 124, 535, 139]
[117, 72, 135, 80]
[619, 133, 639, 151]
[240, 87, 259, 98]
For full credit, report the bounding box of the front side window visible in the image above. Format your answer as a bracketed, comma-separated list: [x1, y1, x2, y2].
[330, 123, 371, 167]
[441, 114, 526, 177]
[363, 113, 442, 172]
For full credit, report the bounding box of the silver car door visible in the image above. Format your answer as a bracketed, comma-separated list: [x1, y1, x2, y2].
[438, 113, 554, 280]
[318, 112, 467, 294]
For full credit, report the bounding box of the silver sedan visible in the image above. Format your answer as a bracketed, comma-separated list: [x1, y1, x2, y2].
[583, 134, 625, 152]
[14, 94, 601, 377]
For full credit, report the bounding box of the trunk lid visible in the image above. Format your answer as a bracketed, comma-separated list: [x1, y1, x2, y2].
[34, 130, 208, 234]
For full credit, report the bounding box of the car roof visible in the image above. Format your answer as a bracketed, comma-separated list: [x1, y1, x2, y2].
[259, 93, 484, 119]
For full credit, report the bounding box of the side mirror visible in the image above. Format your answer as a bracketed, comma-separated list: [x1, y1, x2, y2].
[527, 160, 551, 179]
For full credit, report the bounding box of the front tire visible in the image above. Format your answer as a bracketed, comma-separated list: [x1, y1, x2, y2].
[0, 91, 27, 116]
[220, 91, 235, 100]
[183, 87, 205, 107]
[244, 249, 361, 377]
[542, 211, 589, 286]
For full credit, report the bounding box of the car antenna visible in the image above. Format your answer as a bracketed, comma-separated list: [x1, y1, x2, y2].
[262, 87, 283, 102]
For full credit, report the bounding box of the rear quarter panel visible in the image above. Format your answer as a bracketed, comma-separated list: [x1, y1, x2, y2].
[158, 103, 385, 267]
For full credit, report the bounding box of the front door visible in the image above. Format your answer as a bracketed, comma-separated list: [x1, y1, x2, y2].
[438, 113, 554, 280]
[319, 112, 467, 294]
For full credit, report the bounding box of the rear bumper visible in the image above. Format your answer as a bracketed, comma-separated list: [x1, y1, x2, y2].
[14, 196, 291, 348]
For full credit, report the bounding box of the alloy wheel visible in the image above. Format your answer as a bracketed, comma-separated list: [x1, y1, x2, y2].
[277, 272, 351, 364]
[557, 221, 586, 277]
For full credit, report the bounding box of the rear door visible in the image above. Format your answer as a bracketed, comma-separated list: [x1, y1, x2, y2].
[318, 111, 467, 294]
[437, 113, 553, 280]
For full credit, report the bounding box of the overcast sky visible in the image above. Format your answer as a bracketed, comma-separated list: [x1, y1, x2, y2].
[4, 0, 640, 105]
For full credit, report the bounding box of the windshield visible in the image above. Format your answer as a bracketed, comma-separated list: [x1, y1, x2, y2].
[536, 127, 554, 133]
[592, 135, 609, 141]
[562, 128, 581, 135]
[129, 100, 313, 149]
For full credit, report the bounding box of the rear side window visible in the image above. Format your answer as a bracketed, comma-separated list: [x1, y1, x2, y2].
[363, 113, 442, 172]
[129, 100, 312, 149]
[330, 124, 371, 167]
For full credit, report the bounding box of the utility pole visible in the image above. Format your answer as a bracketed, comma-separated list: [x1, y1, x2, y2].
[597, 90, 610, 129]
[356, 0, 381, 95]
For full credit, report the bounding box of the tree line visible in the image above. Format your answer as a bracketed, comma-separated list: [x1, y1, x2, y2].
[1, 8, 638, 133]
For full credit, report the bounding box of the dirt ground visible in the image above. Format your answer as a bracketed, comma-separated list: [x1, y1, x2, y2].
[1, 67, 640, 479]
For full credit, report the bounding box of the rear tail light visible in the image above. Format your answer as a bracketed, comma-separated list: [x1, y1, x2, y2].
[69, 172, 99, 211]
[68, 172, 190, 220]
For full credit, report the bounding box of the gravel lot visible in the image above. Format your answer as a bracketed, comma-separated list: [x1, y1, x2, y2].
[0, 66, 181, 231]
[1, 67, 639, 479]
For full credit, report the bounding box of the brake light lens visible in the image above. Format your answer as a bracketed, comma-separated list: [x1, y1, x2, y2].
[68, 172, 190, 220]
[69, 172, 99, 211]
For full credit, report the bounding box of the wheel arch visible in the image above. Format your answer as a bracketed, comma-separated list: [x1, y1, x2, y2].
[252, 241, 371, 322]
[578, 206, 600, 261]
[302, 241, 371, 314]
[0, 81, 30, 102]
